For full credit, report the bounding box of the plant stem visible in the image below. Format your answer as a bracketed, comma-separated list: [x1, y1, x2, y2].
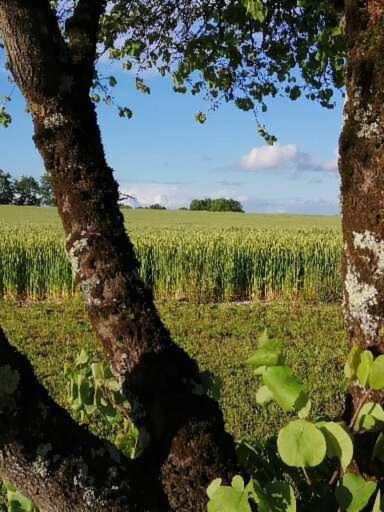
[349, 390, 371, 430]
[303, 467, 312, 486]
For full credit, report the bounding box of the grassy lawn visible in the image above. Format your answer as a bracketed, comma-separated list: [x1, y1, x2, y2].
[0, 205, 341, 230]
[0, 299, 348, 443]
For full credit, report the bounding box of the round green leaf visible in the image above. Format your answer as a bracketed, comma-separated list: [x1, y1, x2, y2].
[277, 419, 326, 468]
[369, 355, 384, 390]
[317, 421, 353, 470]
[335, 473, 377, 512]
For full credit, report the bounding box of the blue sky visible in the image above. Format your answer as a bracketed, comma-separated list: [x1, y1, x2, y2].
[0, 59, 343, 214]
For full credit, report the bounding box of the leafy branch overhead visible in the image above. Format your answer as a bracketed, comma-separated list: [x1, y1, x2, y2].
[0, 0, 345, 134]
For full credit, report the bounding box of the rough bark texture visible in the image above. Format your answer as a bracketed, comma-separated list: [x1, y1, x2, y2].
[0, 1, 236, 509]
[340, 0, 384, 471]
[341, 0, 384, 353]
[0, 326, 167, 511]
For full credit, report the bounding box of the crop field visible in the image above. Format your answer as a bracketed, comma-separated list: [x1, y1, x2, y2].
[0, 206, 342, 301]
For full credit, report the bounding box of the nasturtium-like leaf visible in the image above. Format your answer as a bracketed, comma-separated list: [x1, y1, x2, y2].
[369, 355, 384, 390]
[247, 339, 284, 370]
[256, 385, 274, 406]
[317, 421, 353, 470]
[335, 473, 377, 512]
[207, 476, 252, 512]
[207, 479, 222, 499]
[356, 350, 374, 388]
[262, 366, 309, 412]
[354, 402, 384, 432]
[277, 419, 326, 468]
[344, 346, 363, 379]
[372, 433, 384, 463]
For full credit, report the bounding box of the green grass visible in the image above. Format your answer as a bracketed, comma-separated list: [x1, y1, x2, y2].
[0, 205, 341, 230]
[0, 299, 348, 443]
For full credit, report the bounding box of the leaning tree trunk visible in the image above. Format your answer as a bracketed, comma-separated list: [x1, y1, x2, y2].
[341, 0, 384, 420]
[0, 1, 236, 510]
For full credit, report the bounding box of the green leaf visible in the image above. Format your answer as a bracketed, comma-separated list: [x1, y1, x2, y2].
[344, 346, 363, 379]
[91, 362, 104, 381]
[298, 399, 312, 419]
[195, 112, 207, 124]
[207, 476, 252, 512]
[317, 421, 353, 470]
[243, 0, 267, 22]
[75, 349, 89, 367]
[115, 427, 139, 459]
[369, 355, 384, 390]
[277, 419, 326, 468]
[356, 350, 373, 387]
[251, 479, 296, 512]
[207, 479, 222, 499]
[262, 366, 309, 412]
[355, 402, 384, 432]
[336, 473, 377, 512]
[247, 339, 284, 370]
[256, 385, 274, 406]
[372, 433, 384, 463]
[253, 365, 266, 376]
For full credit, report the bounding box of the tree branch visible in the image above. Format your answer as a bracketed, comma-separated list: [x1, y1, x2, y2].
[0, 325, 167, 511]
[0, 0, 69, 113]
[65, 0, 107, 91]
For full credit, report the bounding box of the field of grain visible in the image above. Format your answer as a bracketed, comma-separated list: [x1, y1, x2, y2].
[0, 206, 342, 302]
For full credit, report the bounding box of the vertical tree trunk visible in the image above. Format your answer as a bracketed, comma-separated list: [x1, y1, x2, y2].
[341, 0, 384, 401]
[0, 2, 236, 510]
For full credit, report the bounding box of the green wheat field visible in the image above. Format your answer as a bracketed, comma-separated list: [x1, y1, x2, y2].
[0, 206, 342, 302]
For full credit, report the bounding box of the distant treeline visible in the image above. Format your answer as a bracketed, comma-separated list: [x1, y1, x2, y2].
[189, 198, 244, 212]
[0, 170, 55, 206]
[1, 170, 244, 213]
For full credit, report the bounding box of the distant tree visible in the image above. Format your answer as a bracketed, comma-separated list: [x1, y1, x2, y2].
[39, 174, 56, 206]
[13, 176, 41, 206]
[0, 169, 14, 204]
[211, 198, 244, 213]
[190, 198, 212, 211]
[148, 203, 167, 210]
[190, 197, 244, 212]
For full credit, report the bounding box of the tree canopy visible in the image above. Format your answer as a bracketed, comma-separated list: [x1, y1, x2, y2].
[1, 0, 345, 140]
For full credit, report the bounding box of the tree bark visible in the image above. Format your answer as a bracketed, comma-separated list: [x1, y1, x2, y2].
[341, 0, 384, 414]
[0, 326, 167, 511]
[0, 1, 236, 510]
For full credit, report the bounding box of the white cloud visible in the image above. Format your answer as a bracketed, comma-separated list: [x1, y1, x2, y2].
[240, 144, 339, 174]
[241, 143, 298, 171]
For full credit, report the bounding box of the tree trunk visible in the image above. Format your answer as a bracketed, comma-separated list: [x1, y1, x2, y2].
[0, 326, 166, 511]
[341, 0, 384, 415]
[0, 1, 236, 510]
